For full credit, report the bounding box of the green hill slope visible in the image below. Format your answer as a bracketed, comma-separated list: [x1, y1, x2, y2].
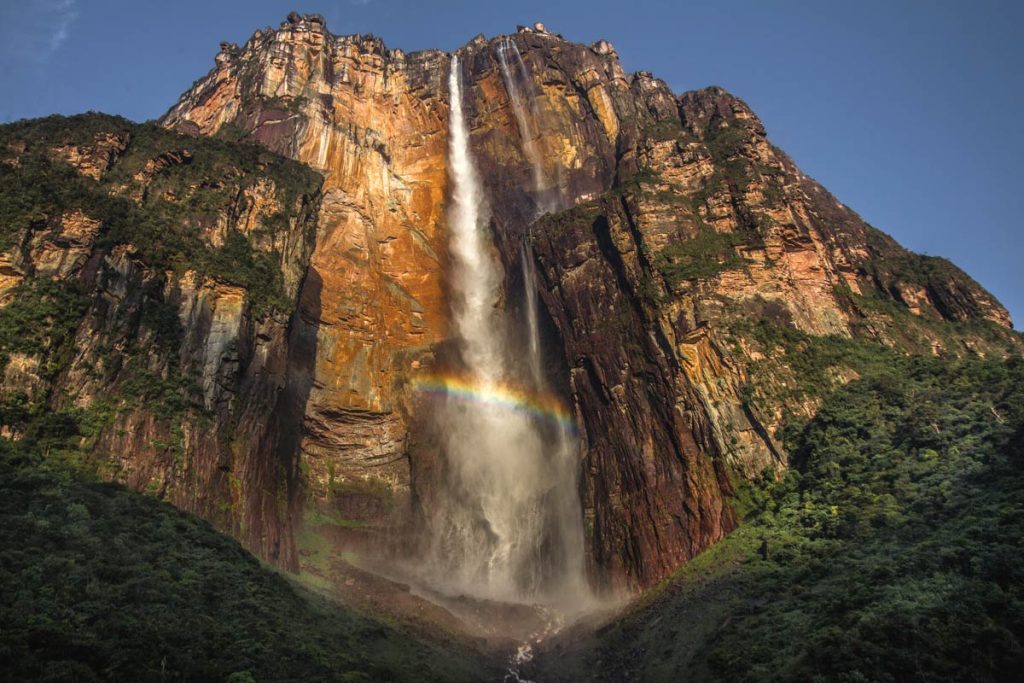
[0, 443, 495, 682]
[536, 351, 1024, 681]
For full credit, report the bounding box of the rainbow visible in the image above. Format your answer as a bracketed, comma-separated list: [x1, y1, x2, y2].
[412, 374, 577, 432]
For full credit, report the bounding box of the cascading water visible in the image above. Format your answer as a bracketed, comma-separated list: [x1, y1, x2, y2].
[419, 54, 588, 607]
[499, 38, 587, 611]
[497, 38, 593, 678]
[497, 38, 567, 214]
[519, 241, 544, 390]
[497, 39, 547, 205]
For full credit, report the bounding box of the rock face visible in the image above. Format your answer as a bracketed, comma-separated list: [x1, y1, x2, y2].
[162, 19, 451, 524]
[2, 16, 1013, 594]
[155, 15, 1015, 591]
[0, 114, 322, 569]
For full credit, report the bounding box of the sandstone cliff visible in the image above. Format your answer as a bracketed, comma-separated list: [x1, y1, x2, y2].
[0, 14, 1012, 594]
[155, 14, 1015, 591]
[163, 17, 451, 534]
[0, 113, 322, 568]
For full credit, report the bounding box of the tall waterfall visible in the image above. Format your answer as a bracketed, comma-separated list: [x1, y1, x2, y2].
[497, 39, 546, 203]
[420, 54, 588, 607]
[445, 53, 502, 383]
[497, 38, 567, 215]
[499, 39, 587, 608]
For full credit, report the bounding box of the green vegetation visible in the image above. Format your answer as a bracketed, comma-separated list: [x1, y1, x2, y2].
[0, 113, 320, 316]
[328, 475, 395, 506]
[684, 122, 787, 214]
[295, 505, 368, 590]
[737, 317, 904, 411]
[0, 442, 492, 682]
[757, 162, 787, 207]
[697, 124, 756, 199]
[0, 279, 89, 374]
[540, 353, 1024, 682]
[655, 226, 746, 284]
[703, 124, 749, 165]
[733, 308, 1020, 425]
[709, 357, 1024, 681]
[258, 94, 308, 114]
[536, 167, 749, 289]
[0, 112, 324, 463]
[303, 507, 368, 530]
[642, 118, 692, 143]
[534, 196, 605, 240]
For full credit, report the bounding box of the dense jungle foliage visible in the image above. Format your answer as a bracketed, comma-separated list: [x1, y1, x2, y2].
[0, 440, 492, 682]
[0, 113, 321, 316]
[538, 349, 1024, 682]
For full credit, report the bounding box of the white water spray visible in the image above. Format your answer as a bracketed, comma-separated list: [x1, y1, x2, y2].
[422, 55, 589, 606]
[500, 40, 587, 606]
[519, 241, 544, 390]
[498, 39, 547, 203]
[445, 53, 502, 383]
[500, 39, 554, 391]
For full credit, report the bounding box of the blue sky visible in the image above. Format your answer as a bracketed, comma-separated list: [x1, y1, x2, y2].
[2, 0, 1021, 325]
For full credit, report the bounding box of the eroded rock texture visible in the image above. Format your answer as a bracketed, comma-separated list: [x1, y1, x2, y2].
[162, 17, 452, 524]
[0, 115, 322, 568]
[3, 15, 1012, 592]
[158, 15, 1015, 591]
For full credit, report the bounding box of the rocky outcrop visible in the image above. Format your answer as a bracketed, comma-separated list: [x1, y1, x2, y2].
[162, 19, 451, 527]
[0, 16, 1007, 595]
[0, 114, 322, 568]
[156, 15, 1015, 591]
[49, 131, 129, 180]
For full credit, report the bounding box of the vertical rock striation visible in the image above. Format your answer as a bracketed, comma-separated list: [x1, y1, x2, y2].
[162, 16, 452, 527]
[5, 15, 1005, 592]
[0, 114, 322, 568]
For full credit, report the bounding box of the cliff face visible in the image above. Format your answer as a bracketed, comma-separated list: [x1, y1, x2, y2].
[0, 11, 1012, 595]
[162, 17, 451, 526]
[0, 114, 322, 568]
[155, 14, 1015, 591]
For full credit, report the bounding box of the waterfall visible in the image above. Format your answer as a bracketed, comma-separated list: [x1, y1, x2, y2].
[518, 233, 587, 612]
[497, 38, 568, 215]
[500, 39, 587, 604]
[520, 240, 544, 390]
[420, 54, 588, 607]
[445, 53, 502, 383]
[498, 39, 546, 202]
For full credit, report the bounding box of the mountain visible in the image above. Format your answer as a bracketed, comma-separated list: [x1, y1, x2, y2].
[0, 113, 320, 570]
[0, 12, 1021, 681]
[533, 355, 1024, 681]
[156, 13, 1016, 590]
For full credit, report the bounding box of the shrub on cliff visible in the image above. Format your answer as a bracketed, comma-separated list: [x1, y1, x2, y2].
[0, 113, 320, 316]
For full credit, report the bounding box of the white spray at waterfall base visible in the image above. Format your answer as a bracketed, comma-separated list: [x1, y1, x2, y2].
[416, 53, 591, 611]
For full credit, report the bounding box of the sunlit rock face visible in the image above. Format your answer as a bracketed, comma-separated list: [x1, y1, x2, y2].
[159, 14, 1013, 591]
[162, 16, 451, 526]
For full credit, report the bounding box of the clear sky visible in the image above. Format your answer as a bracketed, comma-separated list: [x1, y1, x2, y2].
[2, 0, 1021, 325]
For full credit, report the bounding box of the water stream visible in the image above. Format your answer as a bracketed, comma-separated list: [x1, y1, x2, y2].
[497, 38, 567, 214]
[497, 39, 547, 204]
[419, 54, 588, 610]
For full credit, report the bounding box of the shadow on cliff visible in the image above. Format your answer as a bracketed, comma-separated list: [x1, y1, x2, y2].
[273, 265, 323, 570]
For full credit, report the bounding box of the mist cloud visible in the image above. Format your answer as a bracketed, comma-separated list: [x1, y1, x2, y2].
[0, 0, 78, 63]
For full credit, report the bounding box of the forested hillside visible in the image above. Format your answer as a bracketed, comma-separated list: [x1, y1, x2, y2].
[537, 349, 1024, 681]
